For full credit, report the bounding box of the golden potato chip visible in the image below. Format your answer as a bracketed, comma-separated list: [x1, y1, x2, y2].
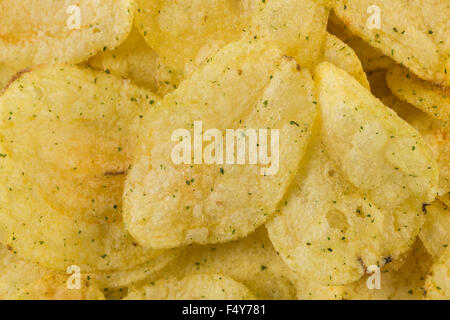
[0, 0, 133, 70]
[327, 10, 354, 42]
[249, 0, 329, 69]
[327, 10, 395, 72]
[386, 67, 449, 121]
[323, 33, 370, 89]
[0, 245, 104, 300]
[150, 228, 297, 300]
[342, 239, 432, 300]
[123, 40, 317, 249]
[425, 248, 450, 299]
[267, 62, 438, 285]
[135, 0, 258, 79]
[0, 65, 165, 272]
[146, 227, 349, 300]
[88, 28, 159, 92]
[135, 0, 329, 90]
[0, 63, 17, 92]
[125, 274, 255, 300]
[333, 0, 450, 86]
[88, 249, 180, 290]
[420, 200, 450, 259]
[385, 96, 450, 205]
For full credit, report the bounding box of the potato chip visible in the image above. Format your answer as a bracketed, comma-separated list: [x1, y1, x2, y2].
[323, 33, 370, 89]
[328, 11, 395, 73]
[88, 28, 159, 92]
[149, 228, 296, 300]
[135, 0, 329, 90]
[135, 0, 258, 80]
[385, 96, 450, 205]
[333, 0, 450, 86]
[88, 249, 180, 290]
[419, 200, 450, 259]
[267, 62, 438, 285]
[0, 0, 133, 70]
[249, 0, 330, 69]
[0, 65, 165, 272]
[125, 274, 255, 300]
[327, 10, 354, 42]
[425, 247, 450, 299]
[0, 63, 17, 92]
[0, 245, 104, 300]
[123, 39, 317, 249]
[342, 239, 432, 300]
[386, 67, 449, 121]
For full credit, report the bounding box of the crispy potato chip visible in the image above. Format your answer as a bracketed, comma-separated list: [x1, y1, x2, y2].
[135, 0, 259, 79]
[323, 33, 370, 89]
[249, 0, 329, 69]
[88, 249, 180, 290]
[0, 0, 133, 70]
[425, 248, 450, 299]
[328, 11, 395, 73]
[0, 245, 104, 300]
[420, 200, 450, 259]
[333, 0, 450, 86]
[146, 227, 350, 300]
[123, 40, 317, 249]
[345, 37, 396, 72]
[327, 10, 354, 42]
[0, 63, 17, 92]
[386, 67, 450, 121]
[0, 65, 164, 272]
[267, 62, 438, 285]
[88, 28, 159, 92]
[328, 10, 395, 73]
[135, 0, 329, 90]
[149, 228, 297, 300]
[385, 96, 450, 205]
[125, 274, 255, 300]
[342, 239, 432, 300]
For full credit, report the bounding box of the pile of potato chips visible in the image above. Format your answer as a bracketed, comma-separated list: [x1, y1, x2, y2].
[0, 0, 448, 300]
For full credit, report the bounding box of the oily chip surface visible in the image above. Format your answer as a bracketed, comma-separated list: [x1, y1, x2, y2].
[333, 0, 450, 86]
[123, 39, 317, 249]
[0, 65, 164, 272]
[125, 274, 255, 300]
[267, 62, 438, 285]
[0, 0, 133, 69]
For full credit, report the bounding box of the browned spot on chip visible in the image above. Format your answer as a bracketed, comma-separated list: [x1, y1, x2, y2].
[3, 67, 31, 92]
[104, 170, 127, 176]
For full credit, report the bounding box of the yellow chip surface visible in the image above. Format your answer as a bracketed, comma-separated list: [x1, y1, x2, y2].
[267, 62, 438, 285]
[333, 0, 450, 86]
[135, 0, 329, 89]
[425, 247, 450, 299]
[0, 245, 104, 300]
[151, 228, 297, 300]
[386, 67, 450, 121]
[125, 274, 255, 300]
[88, 28, 159, 92]
[386, 97, 450, 205]
[323, 33, 370, 89]
[420, 200, 450, 259]
[0, 65, 164, 272]
[123, 40, 317, 249]
[0, 0, 133, 70]
[342, 239, 433, 300]
[0, 63, 18, 92]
